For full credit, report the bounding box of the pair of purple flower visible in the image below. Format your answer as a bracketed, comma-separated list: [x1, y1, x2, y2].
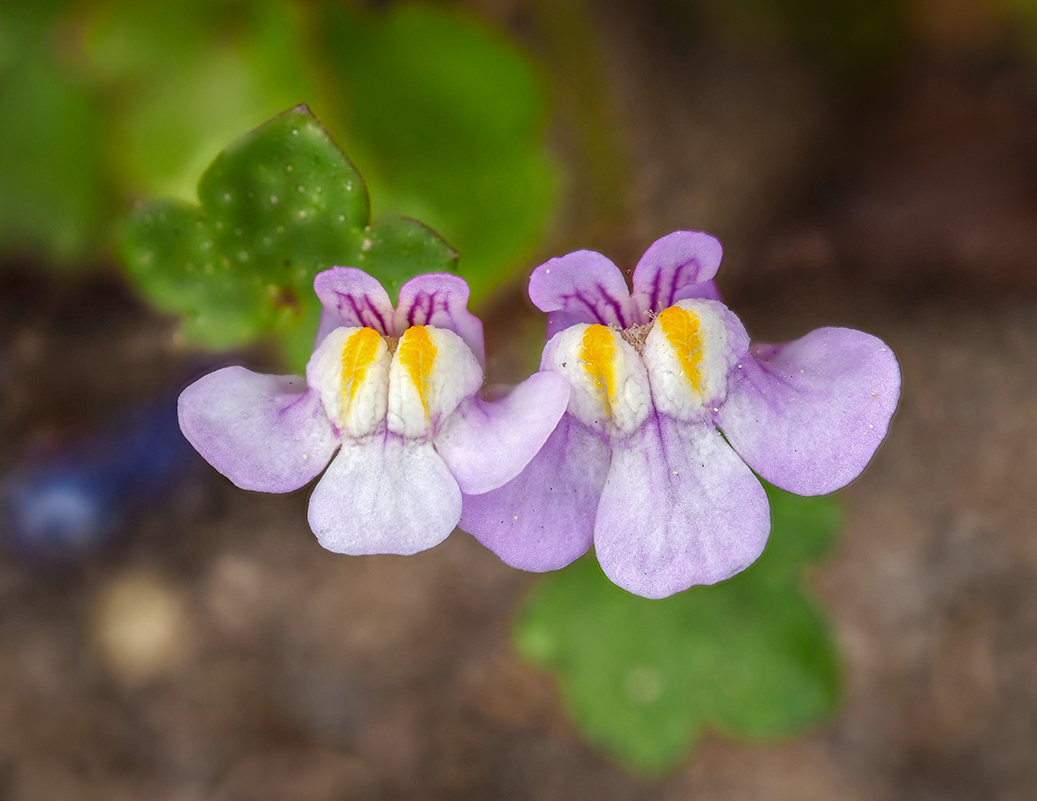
[180, 231, 900, 598]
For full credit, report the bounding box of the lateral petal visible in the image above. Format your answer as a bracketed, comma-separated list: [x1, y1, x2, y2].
[178, 367, 338, 493]
[716, 328, 901, 496]
[435, 371, 571, 495]
[459, 414, 608, 572]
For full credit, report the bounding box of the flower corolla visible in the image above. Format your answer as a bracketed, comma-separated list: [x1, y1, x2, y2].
[460, 231, 901, 598]
[179, 268, 570, 555]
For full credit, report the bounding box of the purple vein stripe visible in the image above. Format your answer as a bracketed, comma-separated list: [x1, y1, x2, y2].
[564, 285, 628, 327]
[646, 259, 699, 313]
[338, 293, 389, 333]
[406, 291, 448, 327]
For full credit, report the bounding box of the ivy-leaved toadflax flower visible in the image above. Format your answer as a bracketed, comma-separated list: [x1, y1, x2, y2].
[179, 268, 570, 556]
[460, 231, 901, 599]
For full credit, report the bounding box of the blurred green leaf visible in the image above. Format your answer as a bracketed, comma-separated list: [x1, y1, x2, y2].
[120, 107, 456, 370]
[322, 3, 558, 303]
[81, 0, 328, 203]
[0, 0, 66, 73]
[514, 483, 841, 776]
[5, 0, 557, 303]
[0, 0, 107, 262]
[86, 0, 557, 302]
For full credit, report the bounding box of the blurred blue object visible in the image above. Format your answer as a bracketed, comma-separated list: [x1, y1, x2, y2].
[0, 396, 199, 564]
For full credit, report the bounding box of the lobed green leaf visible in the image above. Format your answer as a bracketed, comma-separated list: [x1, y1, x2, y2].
[120, 107, 456, 370]
[514, 483, 842, 776]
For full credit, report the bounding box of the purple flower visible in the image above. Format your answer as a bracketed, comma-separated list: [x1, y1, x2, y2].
[179, 268, 570, 556]
[460, 231, 901, 599]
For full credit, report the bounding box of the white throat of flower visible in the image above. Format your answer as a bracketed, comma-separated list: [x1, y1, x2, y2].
[309, 324, 482, 440]
[545, 299, 734, 436]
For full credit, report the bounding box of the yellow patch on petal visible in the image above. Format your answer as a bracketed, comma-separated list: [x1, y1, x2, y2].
[657, 305, 704, 395]
[580, 324, 618, 419]
[340, 327, 383, 408]
[397, 325, 438, 416]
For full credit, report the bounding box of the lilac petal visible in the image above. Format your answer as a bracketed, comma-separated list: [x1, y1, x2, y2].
[687, 279, 721, 302]
[716, 327, 901, 496]
[308, 433, 461, 555]
[459, 414, 608, 572]
[435, 371, 570, 495]
[313, 267, 395, 346]
[394, 273, 485, 365]
[631, 231, 724, 315]
[528, 250, 635, 338]
[595, 414, 770, 599]
[178, 367, 338, 493]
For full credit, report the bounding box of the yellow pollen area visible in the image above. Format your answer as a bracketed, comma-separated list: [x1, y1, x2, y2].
[580, 325, 619, 418]
[397, 325, 437, 415]
[340, 327, 383, 409]
[657, 306, 704, 395]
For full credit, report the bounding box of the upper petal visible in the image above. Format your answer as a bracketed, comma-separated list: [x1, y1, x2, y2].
[178, 366, 338, 493]
[715, 327, 901, 496]
[394, 273, 485, 366]
[435, 371, 571, 495]
[528, 250, 635, 338]
[307, 433, 461, 555]
[630, 231, 724, 317]
[459, 413, 608, 572]
[594, 414, 770, 599]
[314, 267, 395, 346]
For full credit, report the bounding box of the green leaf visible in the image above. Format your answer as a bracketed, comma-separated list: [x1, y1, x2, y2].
[514, 483, 842, 776]
[0, 0, 68, 74]
[0, 1, 108, 263]
[81, 0, 330, 203]
[119, 107, 456, 370]
[3, 0, 557, 292]
[321, 3, 558, 303]
[747, 480, 841, 584]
